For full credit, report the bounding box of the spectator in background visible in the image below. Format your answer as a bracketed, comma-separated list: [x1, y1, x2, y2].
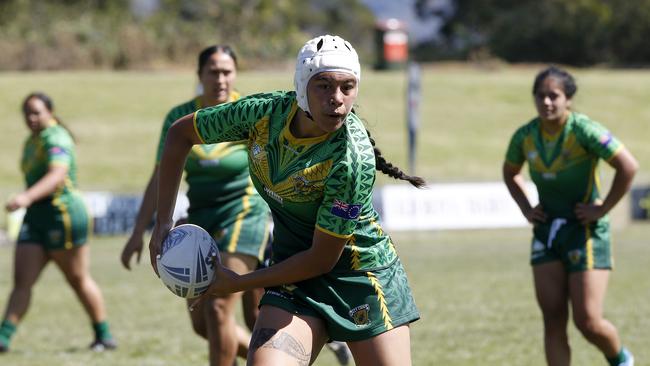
[1, 92, 116, 353]
[503, 66, 638, 366]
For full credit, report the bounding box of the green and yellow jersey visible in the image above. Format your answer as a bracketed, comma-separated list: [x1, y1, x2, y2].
[156, 92, 257, 210]
[19, 119, 90, 250]
[505, 112, 623, 220]
[194, 91, 396, 272]
[21, 119, 78, 198]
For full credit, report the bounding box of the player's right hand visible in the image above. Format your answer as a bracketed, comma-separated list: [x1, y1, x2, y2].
[121, 234, 143, 270]
[148, 220, 173, 277]
[525, 204, 547, 225]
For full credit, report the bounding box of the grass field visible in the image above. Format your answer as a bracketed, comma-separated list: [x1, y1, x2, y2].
[0, 67, 648, 365]
[0, 226, 648, 365]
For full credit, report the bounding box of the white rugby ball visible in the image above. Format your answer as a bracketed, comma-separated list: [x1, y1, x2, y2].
[156, 224, 220, 298]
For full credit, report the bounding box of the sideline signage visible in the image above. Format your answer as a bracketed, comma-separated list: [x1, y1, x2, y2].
[375, 182, 539, 231]
[631, 186, 650, 220]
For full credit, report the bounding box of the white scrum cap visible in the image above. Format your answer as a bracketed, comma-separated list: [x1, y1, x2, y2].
[293, 35, 361, 114]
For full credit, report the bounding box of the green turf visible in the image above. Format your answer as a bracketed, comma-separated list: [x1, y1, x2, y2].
[0, 68, 648, 365]
[0, 225, 647, 365]
[0, 68, 648, 198]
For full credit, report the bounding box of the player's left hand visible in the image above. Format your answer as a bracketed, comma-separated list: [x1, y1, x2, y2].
[189, 259, 240, 311]
[5, 193, 32, 212]
[574, 201, 605, 225]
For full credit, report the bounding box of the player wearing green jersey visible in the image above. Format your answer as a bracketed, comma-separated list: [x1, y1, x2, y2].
[120, 45, 274, 366]
[149, 35, 424, 366]
[1, 93, 116, 353]
[503, 66, 638, 366]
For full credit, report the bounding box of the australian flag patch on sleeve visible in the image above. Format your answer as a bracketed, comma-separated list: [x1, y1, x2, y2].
[331, 199, 361, 220]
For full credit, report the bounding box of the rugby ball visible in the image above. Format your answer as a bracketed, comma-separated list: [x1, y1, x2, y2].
[156, 224, 219, 298]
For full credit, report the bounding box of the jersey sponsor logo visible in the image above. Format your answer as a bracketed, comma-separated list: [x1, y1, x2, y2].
[263, 185, 283, 205]
[331, 199, 361, 220]
[599, 132, 612, 147]
[349, 304, 371, 326]
[542, 172, 557, 180]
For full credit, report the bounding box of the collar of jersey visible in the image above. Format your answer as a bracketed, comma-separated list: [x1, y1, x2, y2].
[281, 101, 332, 146]
[46, 118, 58, 128]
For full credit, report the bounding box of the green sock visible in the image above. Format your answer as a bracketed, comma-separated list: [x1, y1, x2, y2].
[606, 348, 627, 366]
[92, 321, 113, 341]
[0, 319, 17, 346]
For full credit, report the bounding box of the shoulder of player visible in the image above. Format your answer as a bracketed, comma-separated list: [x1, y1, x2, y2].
[166, 98, 198, 119]
[569, 112, 609, 135]
[233, 90, 295, 110]
[41, 124, 73, 146]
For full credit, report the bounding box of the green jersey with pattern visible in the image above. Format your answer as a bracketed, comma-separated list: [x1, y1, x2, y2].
[194, 91, 397, 272]
[505, 112, 622, 220]
[21, 120, 78, 199]
[156, 93, 256, 209]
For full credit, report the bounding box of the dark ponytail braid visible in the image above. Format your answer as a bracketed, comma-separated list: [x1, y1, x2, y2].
[365, 128, 427, 188]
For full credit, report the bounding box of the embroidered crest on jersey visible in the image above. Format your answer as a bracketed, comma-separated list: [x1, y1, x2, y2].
[331, 199, 361, 220]
[349, 304, 371, 326]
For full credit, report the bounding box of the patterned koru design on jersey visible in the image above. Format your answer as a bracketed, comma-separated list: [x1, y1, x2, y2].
[505, 112, 622, 220]
[194, 91, 397, 272]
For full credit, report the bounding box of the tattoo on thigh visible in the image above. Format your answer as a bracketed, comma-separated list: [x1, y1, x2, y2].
[250, 328, 311, 366]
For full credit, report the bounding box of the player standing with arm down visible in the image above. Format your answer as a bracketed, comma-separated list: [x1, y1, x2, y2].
[503, 66, 638, 366]
[0, 93, 116, 353]
[150, 35, 424, 365]
[120, 45, 272, 365]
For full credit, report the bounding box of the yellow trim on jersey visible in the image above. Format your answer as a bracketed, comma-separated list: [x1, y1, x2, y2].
[46, 118, 58, 128]
[227, 183, 254, 252]
[315, 225, 353, 239]
[281, 102, 331, 145]
[52, 195, 73, 249]
[585, 226, 594, 269]
[347, 236, 361, 270]
[606, 144, 624, 163]
[192, 112, 207, 144]
[366, 271, 393, 330]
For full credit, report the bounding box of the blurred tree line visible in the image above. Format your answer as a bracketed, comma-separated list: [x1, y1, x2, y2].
[0, 0, 375, 70]
[3, 0, 650, 70]
[420, 0, 650, 66]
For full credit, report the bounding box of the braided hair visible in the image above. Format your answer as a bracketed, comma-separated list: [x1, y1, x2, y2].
[365, 128, 426, 189]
